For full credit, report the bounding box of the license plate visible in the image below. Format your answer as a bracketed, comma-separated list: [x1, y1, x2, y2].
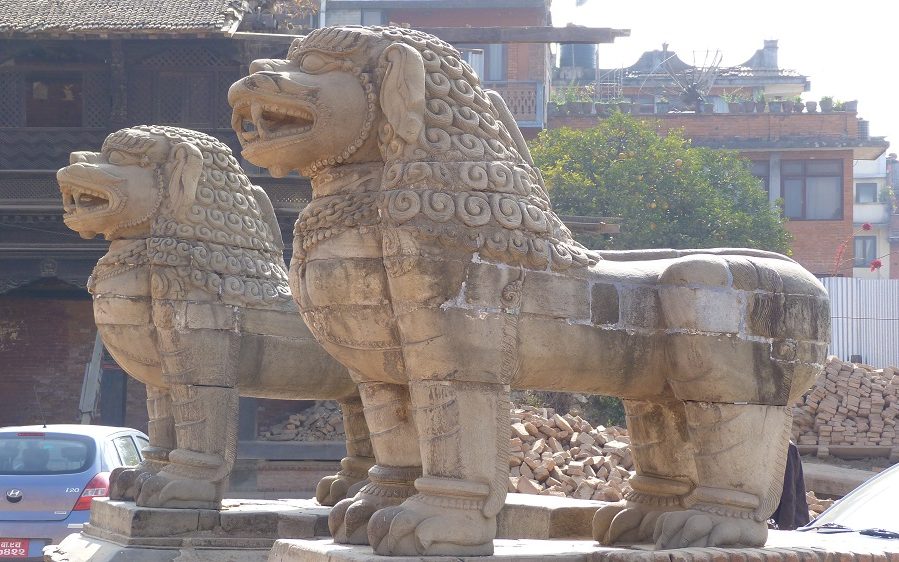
[0, 538, 29, 558]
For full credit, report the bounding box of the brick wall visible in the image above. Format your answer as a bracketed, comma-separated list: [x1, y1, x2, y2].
[387, 7, 547, 82]
[0, 294, 96, 427]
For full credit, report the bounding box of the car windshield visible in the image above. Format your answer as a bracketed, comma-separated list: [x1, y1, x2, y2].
[808, 466, 899, 534]
[0, 434, 94, 475]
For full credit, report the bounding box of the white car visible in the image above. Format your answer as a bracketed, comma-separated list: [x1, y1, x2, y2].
[769, 461, 899, 550]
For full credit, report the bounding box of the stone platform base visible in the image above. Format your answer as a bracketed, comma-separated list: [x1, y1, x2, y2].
[44, 495, 605, 561]
[268, 538, 899, 562]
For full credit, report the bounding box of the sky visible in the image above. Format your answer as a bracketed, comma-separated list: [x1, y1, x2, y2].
[551, 0, 897, 150]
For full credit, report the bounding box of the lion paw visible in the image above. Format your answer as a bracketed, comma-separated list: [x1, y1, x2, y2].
[329, 496, 382, 544]
[109, 459, 165, 501]
[367, 496, 495, 556]
[593, 501, 674, 546]
[316, 474, 368, 507]
[132, 471, 220, 509]
[653, 509, 768, 549]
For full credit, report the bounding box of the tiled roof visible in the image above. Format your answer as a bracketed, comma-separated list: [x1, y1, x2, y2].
[0, 0, 246, 35]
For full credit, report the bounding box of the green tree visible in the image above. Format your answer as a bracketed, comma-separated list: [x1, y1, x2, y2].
[530, 113, 791, 253]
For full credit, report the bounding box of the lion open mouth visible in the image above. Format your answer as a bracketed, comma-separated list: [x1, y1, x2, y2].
[232, 102, 315, 146]
[60, 183, 113, 217]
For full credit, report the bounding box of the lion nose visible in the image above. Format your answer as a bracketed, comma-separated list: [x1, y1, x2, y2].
[245, 72, 282, 93]
[70, 151, 98, 165]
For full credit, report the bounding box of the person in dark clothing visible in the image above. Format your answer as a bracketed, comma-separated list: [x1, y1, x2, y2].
[771, 441, 811, 529]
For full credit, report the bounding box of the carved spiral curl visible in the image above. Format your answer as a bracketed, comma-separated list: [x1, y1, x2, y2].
[421, 191, 455, 222]
[455, 192, 491, 227]
[490, 194, 524, 229]
[461, 163, 489, 190]
[387, 190, 422, 223]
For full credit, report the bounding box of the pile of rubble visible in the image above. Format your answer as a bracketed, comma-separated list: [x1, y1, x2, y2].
[259, 401, 345, 441]
[806, 490, 836, 519]
[792, 358, 899, 450]
[508, 404, 633, 501]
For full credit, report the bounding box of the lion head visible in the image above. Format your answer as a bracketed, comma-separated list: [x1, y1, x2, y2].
[58, 125, 291, 305]
[229, 26, 597, 271]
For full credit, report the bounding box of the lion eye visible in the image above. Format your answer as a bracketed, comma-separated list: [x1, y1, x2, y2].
[107, 150, 138, 166]
[300, 53, 328, 72]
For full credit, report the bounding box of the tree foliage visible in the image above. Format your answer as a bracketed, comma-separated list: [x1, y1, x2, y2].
[529, 113, 791, 253]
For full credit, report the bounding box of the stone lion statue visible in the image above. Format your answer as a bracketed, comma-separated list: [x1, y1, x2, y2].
[57, 125, 375, 509]
[228, 27, 829, 555]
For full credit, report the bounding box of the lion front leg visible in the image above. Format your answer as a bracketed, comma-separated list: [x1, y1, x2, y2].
[132, 305, 240, 509]
[110, 384, 174, 501]
[316, 395, 375, 506]
[329, 382, 421, 544]
[366, 380, 508, 556]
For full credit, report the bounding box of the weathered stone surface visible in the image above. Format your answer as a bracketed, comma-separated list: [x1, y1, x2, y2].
[225, 24, 830, 556]
[59, 126, 374, 510]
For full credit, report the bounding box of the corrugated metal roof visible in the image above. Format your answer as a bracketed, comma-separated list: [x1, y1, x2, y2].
[0, 0, 246, 35]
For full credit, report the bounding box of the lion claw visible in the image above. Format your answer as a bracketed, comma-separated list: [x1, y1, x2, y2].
[653, 509, 768, 549]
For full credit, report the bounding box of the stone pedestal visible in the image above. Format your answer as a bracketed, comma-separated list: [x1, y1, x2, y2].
[45, 498, 332, 562]
[44, 495, 606, 561]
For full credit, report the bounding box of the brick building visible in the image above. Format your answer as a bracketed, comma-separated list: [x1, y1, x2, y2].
[551, 42, 889, 278]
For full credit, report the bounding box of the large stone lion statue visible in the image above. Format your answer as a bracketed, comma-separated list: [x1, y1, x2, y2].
[57, 125, 375, 509]
[228, 27, 829, 555]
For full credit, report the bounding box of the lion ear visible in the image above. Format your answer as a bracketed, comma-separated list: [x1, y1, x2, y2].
[380, 42, 426, 144]
[167, 142, 203, 213]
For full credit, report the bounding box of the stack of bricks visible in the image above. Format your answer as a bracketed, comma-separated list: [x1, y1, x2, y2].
[508, 404, 634, 501]
[792, 357, 899, 459]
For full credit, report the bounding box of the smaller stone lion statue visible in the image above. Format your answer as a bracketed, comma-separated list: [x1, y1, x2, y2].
[230, 26, 829, 556]
[58, 125, 374, 508]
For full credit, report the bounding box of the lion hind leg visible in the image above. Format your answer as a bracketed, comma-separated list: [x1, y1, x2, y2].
[110, 385, 173, 501]
[317, 395, 375, 506]
[652, 402, 791, 549]
[594, 399, 697, 546]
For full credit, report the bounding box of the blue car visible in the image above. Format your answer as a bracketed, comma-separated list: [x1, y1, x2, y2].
[0, 424, 148, 560]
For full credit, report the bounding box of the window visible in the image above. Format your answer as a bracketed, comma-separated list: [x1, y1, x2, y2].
[853, 236, 876, 267]
[750, 161, 770, 192]
[25, 72, 82, 127]
[856, 182, 878, 203]
[459, 44, 506, 82]
[780, 159, 843, 220]
[0, 435, 94, 475]
[112, 435, 141, 466]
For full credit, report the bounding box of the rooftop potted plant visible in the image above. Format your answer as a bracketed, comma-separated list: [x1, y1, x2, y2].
[755, 93, 767, 113]
[723, 91, 744, 113]
[768, 97, 784, 113]
[819, 96, 834, 113]
[805, 99, 818, 113]
[793, 96, 805, 113]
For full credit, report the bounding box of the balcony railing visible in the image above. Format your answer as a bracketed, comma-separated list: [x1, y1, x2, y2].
[483, 80, 544, 128]
[854, 203, 891, 226]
